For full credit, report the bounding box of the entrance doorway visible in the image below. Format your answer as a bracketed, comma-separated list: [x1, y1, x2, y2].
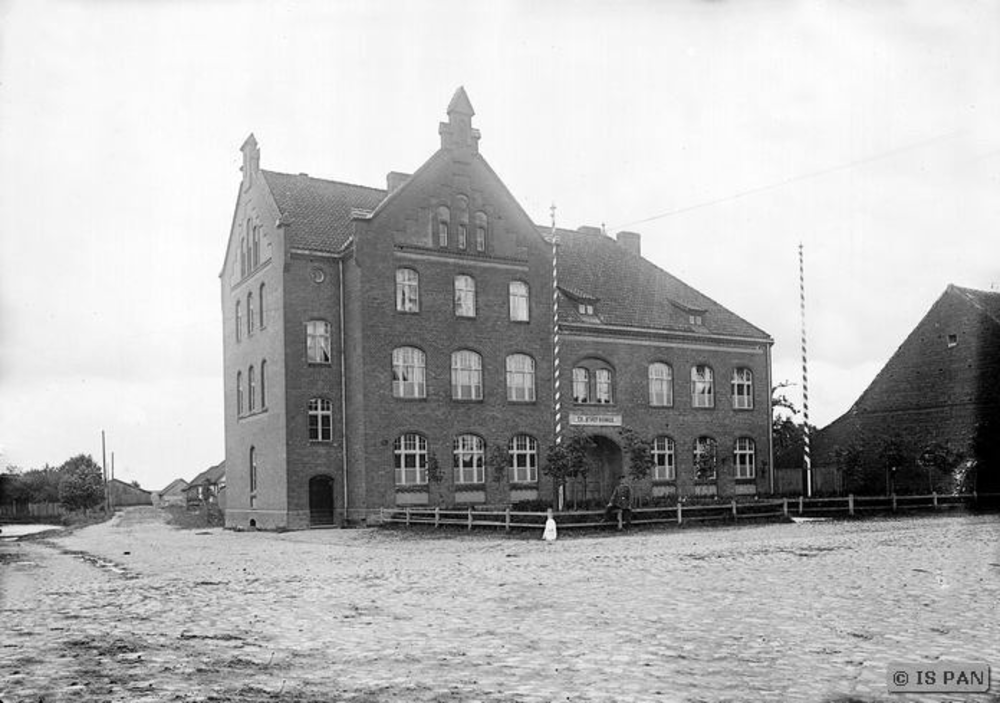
[565, 435, 622, 508]
[308, 475, 335, 526]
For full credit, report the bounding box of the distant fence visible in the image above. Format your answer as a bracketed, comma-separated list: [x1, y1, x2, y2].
[380, 492, 998, 533]
[0, 501, 63, 521]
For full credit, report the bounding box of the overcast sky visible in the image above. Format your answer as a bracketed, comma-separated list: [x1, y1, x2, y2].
[1, 0, 998, 491]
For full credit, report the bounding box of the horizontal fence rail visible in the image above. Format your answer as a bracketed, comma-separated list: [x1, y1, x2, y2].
[379, 492, 999, 533]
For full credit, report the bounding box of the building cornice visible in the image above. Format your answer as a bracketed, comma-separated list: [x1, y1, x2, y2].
[561, 321, 773, 349]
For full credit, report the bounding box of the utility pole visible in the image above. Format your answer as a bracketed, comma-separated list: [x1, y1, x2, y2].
[110, 451, 115, 510]
[102, 430, 110, 514]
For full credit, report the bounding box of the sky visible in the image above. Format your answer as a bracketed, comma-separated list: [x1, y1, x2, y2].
[1, 0, 998, 491]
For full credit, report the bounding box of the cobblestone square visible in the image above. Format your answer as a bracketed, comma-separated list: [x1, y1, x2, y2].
[2, 508, 998, 702]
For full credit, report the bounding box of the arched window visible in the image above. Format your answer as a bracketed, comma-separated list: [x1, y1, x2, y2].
[474, 211, 487, 252]
[732, 368, 754, 409]
[392, 347, 426, 398]
[395, 268, 420, 313]
[306, 320, 332, 364]
[506, 354, 536, 402]
[693, 436, 718, 481]
[308, 398, 333, 442]
[394, 433, 427, 485]
[258, 283, 266, 329]
[260, 360, 267, 408]
[235, 301, 242, 342]
[734, 438, 756, 479]
[652, 437, 676, 481]
[649, 363, 673, 407]
[509, 435, 538, 483]
[595, 368, 613, 404]
[248, 365, 256, 412]
[457, 196, 469, 249]
[249, 446, 258, 493]
[251, 223, 260, 269]
[236, 371, 243, 416]
[451, 350, 483, 400]
[239, 236, 246, 278]
[454, 275, 476, 318]
[573, 360, 614, 404]
[691, 365, 715, 408]
[453, 434, 485, 484]
[509, 281, 529, 322]
[437, 205, 450, 247]
[247, 292, 255, 336]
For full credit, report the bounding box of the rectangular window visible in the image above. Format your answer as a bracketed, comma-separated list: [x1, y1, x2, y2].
[308, 399, 333, 441]
[572, 368, 589, 403]
[451, 351, 483, 400]
[454, 276, 476, 317]
[453, 435, 485, 484]
[476, 226, 485, 252]
[595, 369, 613, 404]
[395, 434, 427, 486]
[652, 437, 675, 481]
[734, 438, 756, 479]
[306, 321, 332, 364]
[509, 436, 538, 483]
[732, 368, 753, 409]
[509, 282, 529, 322]
[506, 354, 536, 402]
[458, 224, 467, 249]
[396, 269, 420, 313]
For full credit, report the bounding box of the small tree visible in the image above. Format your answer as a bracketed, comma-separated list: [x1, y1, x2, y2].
[917, 441, 964, 494]
[618, 427, 653, 481]
[58, 454, 104, 511]
[488, 444, 509, 486]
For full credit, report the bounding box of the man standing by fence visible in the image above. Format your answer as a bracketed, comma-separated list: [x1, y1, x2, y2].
[603, 475, 632, 530]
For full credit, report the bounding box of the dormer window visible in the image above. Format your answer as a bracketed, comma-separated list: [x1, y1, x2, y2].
[578, 303, 595, 316]
[689, 314, 703, 325]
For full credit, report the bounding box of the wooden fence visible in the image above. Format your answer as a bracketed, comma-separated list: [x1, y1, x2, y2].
[0, 501, 63, 521]
[380, 492, 997, 533]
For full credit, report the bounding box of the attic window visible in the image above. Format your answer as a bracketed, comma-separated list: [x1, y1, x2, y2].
[947, 334, 958, 348]
[578, 303, 595, 316]
[689, 314, 703, 326]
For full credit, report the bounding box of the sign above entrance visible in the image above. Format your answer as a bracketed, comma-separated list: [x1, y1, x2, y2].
[569, 412, 623, 427]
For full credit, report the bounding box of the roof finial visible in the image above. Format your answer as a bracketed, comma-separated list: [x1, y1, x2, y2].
[440, 87, 479, 152]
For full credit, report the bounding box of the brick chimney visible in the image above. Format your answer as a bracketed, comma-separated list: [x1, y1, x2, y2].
[387, 171, 411, 194]
[616, 231, 641, 256]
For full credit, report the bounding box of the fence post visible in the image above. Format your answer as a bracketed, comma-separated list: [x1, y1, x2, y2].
[405, 507, 411, 527]
[434, 506, 440, 528]
[932, 492, 938, 509]
[467, 507, 473, 531]
[731, 499, 737, 520]
[783, 498, 788, 517]
[892, 494, 897, 512]
[848, 494, 854, 517]
[798, 496, 804, 515]
[505, 506, 511, 531]
[677, 502, 683, 525]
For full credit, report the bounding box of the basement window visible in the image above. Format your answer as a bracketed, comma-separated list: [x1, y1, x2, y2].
[947, 334, 958, 348]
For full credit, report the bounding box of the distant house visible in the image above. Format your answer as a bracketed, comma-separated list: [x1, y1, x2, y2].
[108, 479, 153, 507]
[184, 462, 226, 509]
[154, 478, 189, 507]
[813, 284, 1000, 495]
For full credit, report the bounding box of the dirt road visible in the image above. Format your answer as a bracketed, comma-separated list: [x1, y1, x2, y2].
[2, 507, 998, 702]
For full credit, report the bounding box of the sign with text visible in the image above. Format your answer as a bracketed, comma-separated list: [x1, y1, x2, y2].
[569, 412, 623, 427]
[887, 662, 989, 693]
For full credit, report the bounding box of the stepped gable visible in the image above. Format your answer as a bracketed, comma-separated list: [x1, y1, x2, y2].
[547, 225, 770, 339]
[261, 170, 386, 252]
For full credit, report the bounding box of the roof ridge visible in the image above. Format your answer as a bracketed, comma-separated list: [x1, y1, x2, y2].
[950, 283, 1000, 328]
[261, 169, 386, 195]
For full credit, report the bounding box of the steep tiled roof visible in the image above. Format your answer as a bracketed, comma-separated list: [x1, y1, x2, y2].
[158, 478, 189, 495]
[261, 170, 386, 252]
[550, 227, 770, 339]
[188, 461, 225, 488]
[953, 284, 1000, 327]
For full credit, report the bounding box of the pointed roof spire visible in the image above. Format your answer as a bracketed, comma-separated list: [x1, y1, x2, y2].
[440, 86, 480, 153]
[447, 86, 475, 117]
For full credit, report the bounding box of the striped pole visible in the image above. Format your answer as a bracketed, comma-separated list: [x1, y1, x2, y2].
[799, 242, 812, 497]
[551, 203, 562, 448]
[551, 205, 565, 511]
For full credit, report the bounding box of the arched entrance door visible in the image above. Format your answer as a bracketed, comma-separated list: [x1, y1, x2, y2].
[566, 435, 622, 508]
[309, 475, 335, 526]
